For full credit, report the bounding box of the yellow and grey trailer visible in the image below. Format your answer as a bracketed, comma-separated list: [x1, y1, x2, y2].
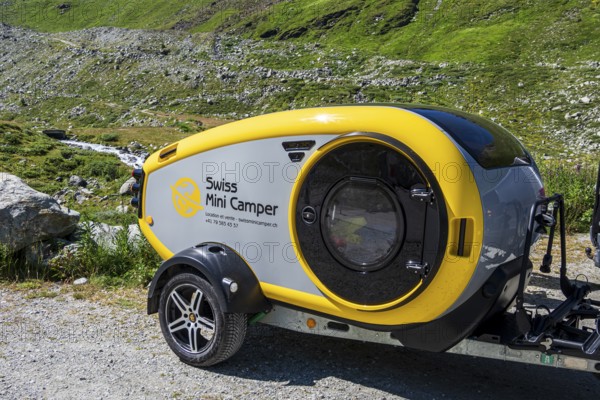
[131, 105, 600, 376]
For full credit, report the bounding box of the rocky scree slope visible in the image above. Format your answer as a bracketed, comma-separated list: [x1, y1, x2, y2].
[0, 23, 599, 157]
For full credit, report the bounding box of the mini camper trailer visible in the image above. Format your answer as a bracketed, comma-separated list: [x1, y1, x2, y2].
[131, 105, 600, 376]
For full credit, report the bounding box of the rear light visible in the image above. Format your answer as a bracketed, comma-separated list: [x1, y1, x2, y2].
[131, 168, 144, 211]
[132, 168, 143, 180]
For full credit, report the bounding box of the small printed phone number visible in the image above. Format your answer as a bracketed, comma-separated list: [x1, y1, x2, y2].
[205, 219, 239, 228]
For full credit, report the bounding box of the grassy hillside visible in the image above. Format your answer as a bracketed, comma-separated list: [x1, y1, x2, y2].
[0, 121, 132, 214]
[243, 0, 600, 64]
[3, 0, 599, 64]
[1, 0, 598, 217]
[0, 0, 272, 31]
[1, 1, 598, 284]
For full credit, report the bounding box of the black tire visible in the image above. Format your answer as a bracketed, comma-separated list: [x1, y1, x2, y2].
[158, 272, 247, 367]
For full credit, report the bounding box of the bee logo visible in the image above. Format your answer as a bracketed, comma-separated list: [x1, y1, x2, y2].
[171, 177, 204, 218]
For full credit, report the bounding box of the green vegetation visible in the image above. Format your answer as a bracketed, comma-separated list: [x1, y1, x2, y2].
[0, 121, 129, 199]
[2, 2, 598, 159]
[0, 120, 159, 281]
[4, 279, 147, 309]
[538, 160, 598, 233]
[1, 0, 599, 289]
[0, 243, 17, 280]
[3, 0, 599, 64]
[24, 290, 59, 299]
[0, 224, 161, 287]
[71, 126, 199, 149]
[15, 280, 43, 290]
[99, 132, 119, 142]
[48, 224, 161, 286]
[0, 121, 164, 287]
[1, 0, 211, 31]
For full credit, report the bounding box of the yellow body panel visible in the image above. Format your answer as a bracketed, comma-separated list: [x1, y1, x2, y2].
[141, 106, 483, 325]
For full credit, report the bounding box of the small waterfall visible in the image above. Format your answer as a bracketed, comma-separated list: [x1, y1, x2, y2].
[61, 140, 146, 168]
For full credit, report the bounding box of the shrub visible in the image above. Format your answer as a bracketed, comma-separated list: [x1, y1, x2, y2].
[0, 243, 51, 281]
[60, 148, 75, 159]
[0, 145, 19, 154]
[22, 143, 52, 156]
[175, 121, 192, 133]
[88, 210, 137, 226]
[61, 158, 79, 171]
[0, 122, 21, 133]
[99, 132, 119, 142]
[538, 160, 597, 233]
[78, 115, 102, 126]
[21, 168, 41, 179]
[2, 133, 22, 145]
[49, 225, 161, 286]
[0, 243, 16, 280]
[82, 160, 120, 181]
[77, 134, 94, 142]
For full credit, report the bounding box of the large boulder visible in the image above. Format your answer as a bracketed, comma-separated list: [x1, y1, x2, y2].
[119, 177, 136, 195]
[0, 173, 80, 252]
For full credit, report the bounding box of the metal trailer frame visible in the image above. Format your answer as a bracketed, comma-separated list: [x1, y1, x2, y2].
[258, 305, 600, 374]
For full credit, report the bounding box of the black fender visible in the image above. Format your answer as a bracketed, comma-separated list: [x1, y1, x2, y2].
[147, 243, 272, 315]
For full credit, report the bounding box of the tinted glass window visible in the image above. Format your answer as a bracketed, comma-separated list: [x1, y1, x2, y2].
[409, 107, 529, 169]
[322, 179, 403, 271]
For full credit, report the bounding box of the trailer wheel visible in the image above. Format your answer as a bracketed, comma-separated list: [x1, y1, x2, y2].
[158, 272, 247, 366]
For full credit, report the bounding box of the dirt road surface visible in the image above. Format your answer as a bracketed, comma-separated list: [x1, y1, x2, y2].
[1, 236, 600, 399]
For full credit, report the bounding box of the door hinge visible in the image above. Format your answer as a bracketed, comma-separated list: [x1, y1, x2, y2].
[406, 260, 429, 276]
[410, 188, 434, 203]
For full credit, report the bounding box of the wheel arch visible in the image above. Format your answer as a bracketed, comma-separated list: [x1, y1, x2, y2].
[147, 243, 272, 315]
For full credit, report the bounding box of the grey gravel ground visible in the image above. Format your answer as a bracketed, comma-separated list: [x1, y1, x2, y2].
[1, 237, 600, 399]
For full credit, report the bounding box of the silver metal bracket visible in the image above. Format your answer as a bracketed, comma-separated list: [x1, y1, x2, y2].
[406, 260, 429, 276]
[583, 319, 600, 355]
[410, 188, 434, 203]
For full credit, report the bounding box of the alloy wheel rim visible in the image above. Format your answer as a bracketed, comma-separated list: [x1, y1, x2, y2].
[165, 283, 216, 353]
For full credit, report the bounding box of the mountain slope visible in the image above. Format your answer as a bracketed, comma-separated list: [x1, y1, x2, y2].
[1, 1, 599, 232]
[1, 1, 599, 158]
[2, 0, 599, 64]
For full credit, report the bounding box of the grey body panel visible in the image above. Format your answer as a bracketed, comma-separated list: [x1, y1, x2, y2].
[145, 135, 338, 296]
[339, 113, 542, 313]
[403, 108, 543, 313]
[456, 161, 543, 309]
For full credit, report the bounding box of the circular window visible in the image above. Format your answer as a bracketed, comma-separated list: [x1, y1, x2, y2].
[321, 178, 404, 272]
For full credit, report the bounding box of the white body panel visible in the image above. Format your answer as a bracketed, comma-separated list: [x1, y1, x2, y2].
[145, 135, 339, 295]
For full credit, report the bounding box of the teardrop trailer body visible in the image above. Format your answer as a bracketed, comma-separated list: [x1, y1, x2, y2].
[132, 105, 600, 375]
